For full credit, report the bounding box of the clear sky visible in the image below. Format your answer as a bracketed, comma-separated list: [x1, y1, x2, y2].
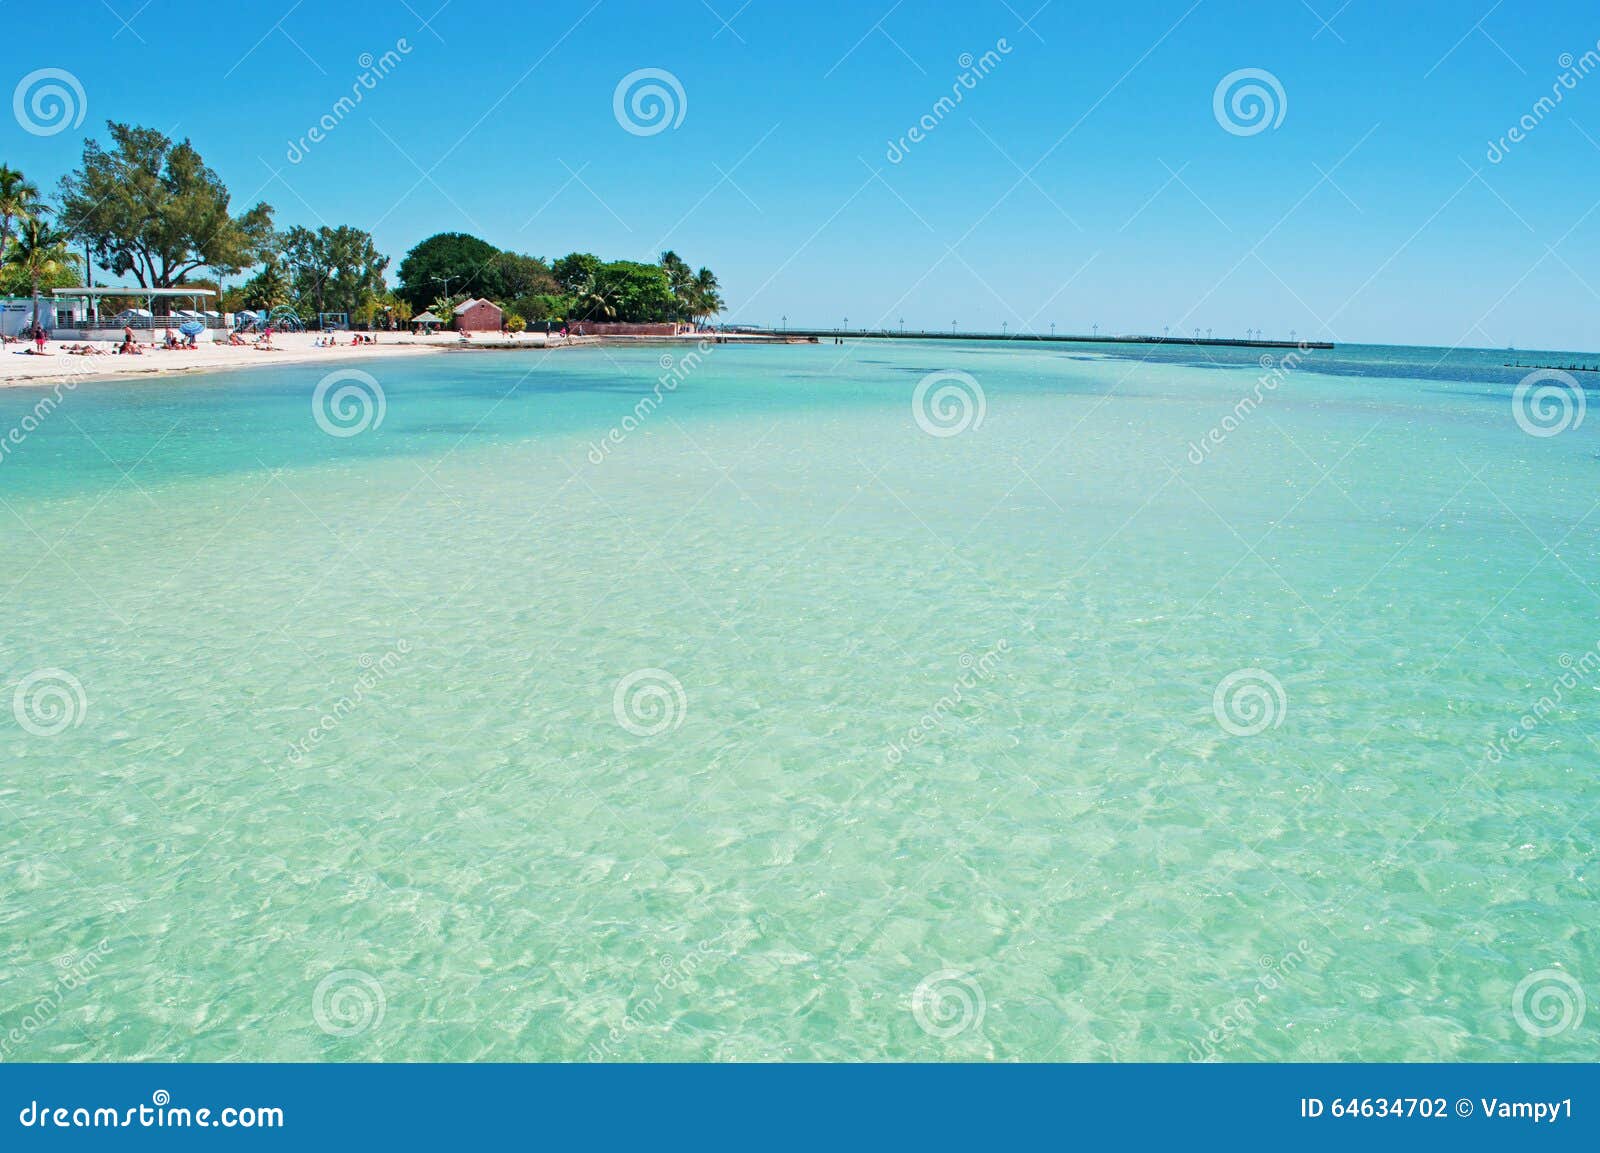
[12, 0, 1600, 349]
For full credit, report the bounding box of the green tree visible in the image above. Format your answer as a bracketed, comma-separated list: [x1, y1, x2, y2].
[597, 260, 674, 323]
[279, 224, 389, 317]
[395, 232, 500, 310]
[238, 258, 292, 310]
[0, 166, 41, 268]
[8, 215, 76, 332]
[429, 294, 464, 328]
[355, 290, 411, 329]
[688, 267, 724, 325]
[482, 251, 556, 302]
[58, 122, 274, 288]
[659, 250, 694, 320]
[551, 252, 603, 296]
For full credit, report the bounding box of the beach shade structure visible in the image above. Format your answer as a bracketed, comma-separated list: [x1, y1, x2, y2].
[411, 311, 442, 331]
[177, 320, 206, 337]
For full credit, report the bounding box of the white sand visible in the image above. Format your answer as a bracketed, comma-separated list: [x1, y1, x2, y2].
[0, 330, 582, 388]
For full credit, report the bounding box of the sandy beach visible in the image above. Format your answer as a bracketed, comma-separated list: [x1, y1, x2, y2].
[0, 330, 808, 388]
[0, 330, 598, 388]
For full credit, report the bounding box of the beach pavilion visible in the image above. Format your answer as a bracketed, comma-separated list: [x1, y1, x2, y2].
[49, 286, 220, 331]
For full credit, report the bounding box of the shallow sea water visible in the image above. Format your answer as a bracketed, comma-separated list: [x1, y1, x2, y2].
[0, 339, 1595, 1061]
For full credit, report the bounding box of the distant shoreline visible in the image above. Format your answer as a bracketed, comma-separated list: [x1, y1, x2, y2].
[0, 331, 812, 389]
[773, 329, 1333, 350]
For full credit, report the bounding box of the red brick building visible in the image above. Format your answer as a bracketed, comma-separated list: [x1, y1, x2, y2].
[453, 298, 503, 332]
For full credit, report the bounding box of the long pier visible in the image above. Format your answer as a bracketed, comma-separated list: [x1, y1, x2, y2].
[765, 330, 1333, 350]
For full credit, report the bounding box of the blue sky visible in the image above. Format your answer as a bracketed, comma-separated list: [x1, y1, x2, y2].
[12, 0, 1600, 349]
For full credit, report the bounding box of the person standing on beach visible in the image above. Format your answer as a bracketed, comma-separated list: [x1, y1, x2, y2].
[34, 326, 46, 354]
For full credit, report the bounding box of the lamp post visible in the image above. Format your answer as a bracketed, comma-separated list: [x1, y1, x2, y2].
[1091, 323, 1098, 338]
[1001, 320, 1008, 337]
[431, 275, 454, 326]
[1050, 321, 1056, 337]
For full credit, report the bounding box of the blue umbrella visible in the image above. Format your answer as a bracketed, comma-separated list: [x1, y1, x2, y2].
[177, 320, 205, 337]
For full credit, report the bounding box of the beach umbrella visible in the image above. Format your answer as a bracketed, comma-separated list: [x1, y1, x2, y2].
[177, 320, 205, 337]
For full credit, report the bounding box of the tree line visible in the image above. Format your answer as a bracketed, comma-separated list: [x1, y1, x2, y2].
[2, 120, 725, 331]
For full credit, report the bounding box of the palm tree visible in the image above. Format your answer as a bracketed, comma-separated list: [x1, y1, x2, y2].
[9, 215, 74, 334]
[247, 259, 293, 310]
[0, 166, 40, 268]
[689, 267, 723, 325]
[659, 250, 693, 321]
[570, 274, 616, 323]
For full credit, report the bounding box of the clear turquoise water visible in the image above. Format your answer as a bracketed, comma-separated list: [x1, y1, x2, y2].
[1, 339, 1596, 1061]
